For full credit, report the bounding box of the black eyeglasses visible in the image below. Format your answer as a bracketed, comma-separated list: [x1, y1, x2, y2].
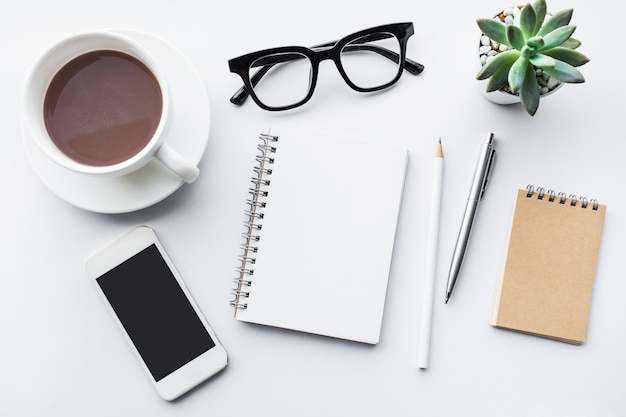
[228, 22, 424, 111]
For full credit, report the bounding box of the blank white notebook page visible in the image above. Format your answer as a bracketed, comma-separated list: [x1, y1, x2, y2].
[235, 126, 408, 344]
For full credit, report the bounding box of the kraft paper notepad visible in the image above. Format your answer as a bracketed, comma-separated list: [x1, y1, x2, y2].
[490, 186, 606, 344]
[231, 126, 408, 344]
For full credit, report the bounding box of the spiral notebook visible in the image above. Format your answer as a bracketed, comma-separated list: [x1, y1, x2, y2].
[231, 126, 408, 344]
[490, 186, 607, 344]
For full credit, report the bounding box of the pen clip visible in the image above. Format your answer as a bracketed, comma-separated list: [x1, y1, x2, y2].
[479, 146, 496, 200]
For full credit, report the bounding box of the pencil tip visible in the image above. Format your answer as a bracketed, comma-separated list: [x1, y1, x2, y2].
[435, 139, 443, 158]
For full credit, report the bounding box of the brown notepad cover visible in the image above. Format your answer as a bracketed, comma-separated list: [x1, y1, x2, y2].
[490, 187, 607, 344]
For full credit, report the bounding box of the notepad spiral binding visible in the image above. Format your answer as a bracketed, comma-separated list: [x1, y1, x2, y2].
[231, 133, 278, 310]
[525, 184, 599, 210]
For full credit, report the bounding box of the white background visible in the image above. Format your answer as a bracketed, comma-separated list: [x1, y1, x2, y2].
[1, 0, 624, 415]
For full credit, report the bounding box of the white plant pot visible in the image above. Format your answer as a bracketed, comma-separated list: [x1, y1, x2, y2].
[476, 71, 563, 106]
[476, 78, 523, 105]
[477, 70, 564, 104]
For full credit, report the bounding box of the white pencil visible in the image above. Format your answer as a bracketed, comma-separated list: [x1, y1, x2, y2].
[418, 139, 443, 369]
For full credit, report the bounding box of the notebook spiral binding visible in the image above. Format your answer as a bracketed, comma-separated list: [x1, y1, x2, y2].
[525, 184, 599, 210]
[231, 133, 278, 310]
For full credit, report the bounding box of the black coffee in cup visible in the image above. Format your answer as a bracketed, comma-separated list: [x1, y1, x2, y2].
[43, 50, 163, 167]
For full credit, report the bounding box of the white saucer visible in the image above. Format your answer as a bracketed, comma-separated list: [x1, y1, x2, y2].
[23, 29, 211, 214]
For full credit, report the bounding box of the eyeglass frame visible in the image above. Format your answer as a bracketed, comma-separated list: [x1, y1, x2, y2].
[228, 22, 424, 111]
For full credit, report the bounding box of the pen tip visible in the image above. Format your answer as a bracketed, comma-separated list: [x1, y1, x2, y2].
[445, 296, 449, 304]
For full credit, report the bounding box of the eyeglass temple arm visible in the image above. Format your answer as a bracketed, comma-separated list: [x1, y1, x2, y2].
[230, 65, 273, 105]
[230, 38, 424, 106]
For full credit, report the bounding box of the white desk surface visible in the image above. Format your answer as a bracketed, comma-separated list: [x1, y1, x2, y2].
[2, 0, 624, 415]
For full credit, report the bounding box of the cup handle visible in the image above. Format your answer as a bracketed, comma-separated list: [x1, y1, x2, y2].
[154, 143, 200, 183]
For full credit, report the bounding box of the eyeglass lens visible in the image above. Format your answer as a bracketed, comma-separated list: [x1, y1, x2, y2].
[340, 32, 401, 89]
[247, 31, 402, 109]
[250, 52, 314, 109]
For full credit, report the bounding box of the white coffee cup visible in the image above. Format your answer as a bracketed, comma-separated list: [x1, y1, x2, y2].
[23, 30, 199, 183]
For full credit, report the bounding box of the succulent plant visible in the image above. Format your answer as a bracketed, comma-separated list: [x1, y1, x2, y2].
[476, 0, 589, 115]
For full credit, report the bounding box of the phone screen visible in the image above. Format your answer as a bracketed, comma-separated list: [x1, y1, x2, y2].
[96, 244, 215, 382]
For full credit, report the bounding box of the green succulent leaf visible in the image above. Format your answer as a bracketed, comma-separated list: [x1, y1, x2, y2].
[537, 8, 573, 37]
[529, 53, 556, 68]
[519, 64, 540, 115]
[532, 0, 547, 35]
[477, 18, 509, 45]
[520, 3, 537, 39]
[508, 56, 530, 93]
[486, 65, 511, 92]
[542, 60, 586, 83]
[476, 50, 520, 80]
[541, 25, 577, 50]
[527, 36, 544, 49]
[507, 24, 526, 51]
[542, 47, 590, 67]
[560, 38, 581, 49]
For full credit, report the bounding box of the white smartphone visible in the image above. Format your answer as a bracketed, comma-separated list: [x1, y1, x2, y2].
[86, 226, 227, 401]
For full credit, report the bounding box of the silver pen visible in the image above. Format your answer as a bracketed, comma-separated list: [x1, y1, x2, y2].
[445, 132, 496, 303]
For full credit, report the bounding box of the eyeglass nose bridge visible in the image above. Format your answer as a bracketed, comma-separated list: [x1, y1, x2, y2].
[311, 45, 339, 61]
[310, 45, 357, 91]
